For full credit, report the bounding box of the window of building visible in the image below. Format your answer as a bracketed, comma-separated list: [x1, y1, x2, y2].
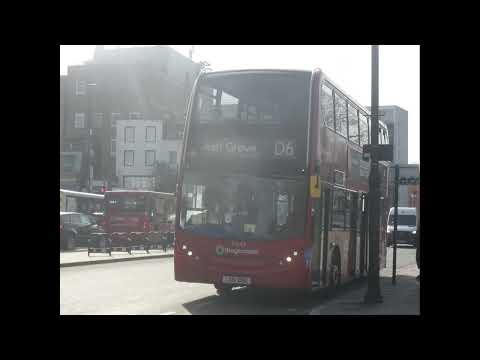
[111, 113, 121, 139]
[124, 150, 134, 167]
[125, 127, 135, 143]
[387, 124, 394, 145]
[348, 104, 359, 145]
[146, 126, 156, 143]
[65, 143, 83, 152]
[176, 124, 184, 140]
[334, 92, 348, 137]
[62, 155, 75, 172]
[145, 150, 155, 166]
[75, 80, 86, 95]
[93, 113, 104, 129]
[169, 151, 177, 165]
[382, 126, 389, 144]
[74, 113, 85, 129]
[111, 139, 116, 156]
[379, 127, 388, 144]
[321, 83, 334, 129]
[359, 112, 369, 146]
[129, 112, 142, 120]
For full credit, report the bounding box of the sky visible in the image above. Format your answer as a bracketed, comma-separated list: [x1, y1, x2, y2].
[60, 45, 419, 164]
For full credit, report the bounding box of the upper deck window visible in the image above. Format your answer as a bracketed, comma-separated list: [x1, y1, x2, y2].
[188, 72, 311, 176]
[320, 83, 334, 130]
[348, 104, 359, 145]
[192, 72, 309, 127]
[334, 92, 348, 138]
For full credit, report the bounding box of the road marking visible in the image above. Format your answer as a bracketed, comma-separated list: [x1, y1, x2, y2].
[159, 311, 176, 315]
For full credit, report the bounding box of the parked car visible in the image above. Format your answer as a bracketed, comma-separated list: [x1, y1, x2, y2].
[386, 207, 417, 247]
[60, 212, 103, 250]
[89, 212, 104, 225]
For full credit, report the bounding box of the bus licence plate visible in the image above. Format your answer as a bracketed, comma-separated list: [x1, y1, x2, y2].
[222, 275, 251, 285]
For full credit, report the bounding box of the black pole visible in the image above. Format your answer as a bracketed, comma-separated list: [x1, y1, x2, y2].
[364, 45, 383, 304]
[87, 85, 93, 193]
[392, 164, 399, 285]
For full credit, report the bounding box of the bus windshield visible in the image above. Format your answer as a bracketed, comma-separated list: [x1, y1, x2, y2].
[389, 214, 416, 226]
[185, 72, 311, 176]
[180, 170, 307, 241]
[106, 194, 148, 213]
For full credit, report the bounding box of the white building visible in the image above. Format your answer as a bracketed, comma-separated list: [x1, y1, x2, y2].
[116, 120, 180, 190]
[368, 105, 408, 164]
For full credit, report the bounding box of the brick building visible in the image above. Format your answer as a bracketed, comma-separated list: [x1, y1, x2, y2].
[61, 45, 201, 191]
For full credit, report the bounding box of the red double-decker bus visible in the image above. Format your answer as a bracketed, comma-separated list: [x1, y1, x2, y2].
[174, 69, 390, 295]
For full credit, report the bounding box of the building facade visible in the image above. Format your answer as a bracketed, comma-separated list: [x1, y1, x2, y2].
[367, 105, 408, 164]
[60, 76, 65, 153]
[366, 105, 416, 207]
[62, 45, 201, 192]
[379, 105, 408, 164]
[116, 120, 180, 190]
[387, 163, 419, 207]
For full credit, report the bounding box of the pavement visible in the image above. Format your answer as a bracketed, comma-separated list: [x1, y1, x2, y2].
[60, 247, 174, 267]
[60, 245, 419, 315]
[309, 262, 419, 315]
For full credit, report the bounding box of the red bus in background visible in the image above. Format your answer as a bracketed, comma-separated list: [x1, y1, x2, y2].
[104, 190, 176, 234]
[174, 69, 390, 295]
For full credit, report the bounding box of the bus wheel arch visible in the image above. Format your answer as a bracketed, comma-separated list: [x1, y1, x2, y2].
[214, 283, 233, 297]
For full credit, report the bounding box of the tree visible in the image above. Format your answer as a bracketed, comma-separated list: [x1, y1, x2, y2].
[198, 61, 212, 73]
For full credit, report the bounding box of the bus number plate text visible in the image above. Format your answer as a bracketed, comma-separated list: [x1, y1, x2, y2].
[222, 275, 252, 285]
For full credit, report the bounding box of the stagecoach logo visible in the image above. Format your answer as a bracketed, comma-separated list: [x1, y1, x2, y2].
[216, 245, 225, 256]
[215, 244, 259, 256]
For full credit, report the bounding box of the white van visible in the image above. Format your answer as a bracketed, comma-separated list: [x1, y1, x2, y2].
[386, 207, 417, 247]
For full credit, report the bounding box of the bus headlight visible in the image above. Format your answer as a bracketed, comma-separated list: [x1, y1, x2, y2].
[182, 245, 187, 250]
[293, 251, 298, 256]
[412, 231, 416, 235]
[286, 256, 292, 263]
[188, 251, 193, 256]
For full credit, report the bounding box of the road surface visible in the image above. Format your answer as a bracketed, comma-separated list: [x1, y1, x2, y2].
[60, 245, 416, 315]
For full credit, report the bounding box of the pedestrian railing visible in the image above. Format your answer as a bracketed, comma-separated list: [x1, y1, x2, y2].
[87, 231, 175, 256]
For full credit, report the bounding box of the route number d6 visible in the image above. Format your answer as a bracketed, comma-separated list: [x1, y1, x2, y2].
[274, 140, 295, 157]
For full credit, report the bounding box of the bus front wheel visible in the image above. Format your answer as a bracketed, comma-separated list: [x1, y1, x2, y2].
[215, 284, 233, 296]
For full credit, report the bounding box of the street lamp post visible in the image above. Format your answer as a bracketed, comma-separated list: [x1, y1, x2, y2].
[87, 83, 97, 193]
[364, 45, 383, 304]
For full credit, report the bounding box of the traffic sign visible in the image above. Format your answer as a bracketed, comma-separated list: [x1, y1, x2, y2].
[398, 176, 419, 185]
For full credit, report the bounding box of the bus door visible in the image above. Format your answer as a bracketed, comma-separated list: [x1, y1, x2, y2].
[320, 188, 331, 287]
[348, 192, 360, 277]
[359, 193, 368, 276]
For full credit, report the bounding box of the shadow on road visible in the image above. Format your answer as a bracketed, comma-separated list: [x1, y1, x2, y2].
[182, 277, 370, 315]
